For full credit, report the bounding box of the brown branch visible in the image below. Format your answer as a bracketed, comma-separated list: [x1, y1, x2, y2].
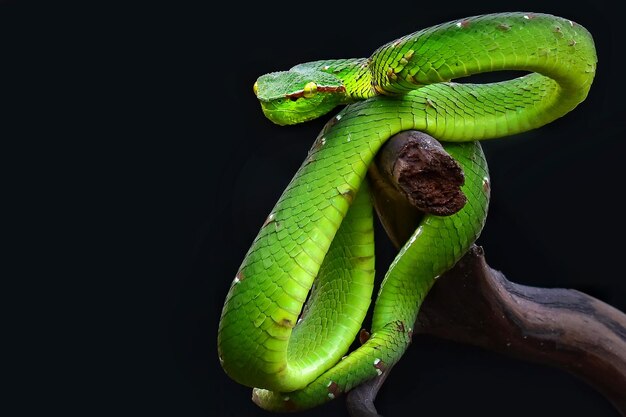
[347, 131, 626, 417]
[417, 245, 626, 415]
[344, 363, 395, 417]
[375, 130, 466, 216]
[367, 130, 465, 249]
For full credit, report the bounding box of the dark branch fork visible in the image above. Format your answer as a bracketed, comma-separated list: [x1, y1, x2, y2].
[346, 131, 626, 417]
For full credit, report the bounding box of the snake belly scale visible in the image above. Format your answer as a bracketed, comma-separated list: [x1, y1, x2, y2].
[217, 12, 597, 411]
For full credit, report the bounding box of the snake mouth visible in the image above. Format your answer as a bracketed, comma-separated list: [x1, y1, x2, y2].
[259, 93, 344, 126]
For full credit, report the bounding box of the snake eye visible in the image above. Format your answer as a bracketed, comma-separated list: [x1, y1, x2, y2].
[303, 82, 318, 98]
[253, 81, 259, 96]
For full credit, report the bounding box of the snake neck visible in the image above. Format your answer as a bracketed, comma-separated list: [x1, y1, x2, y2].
[368, 13, 597, 99]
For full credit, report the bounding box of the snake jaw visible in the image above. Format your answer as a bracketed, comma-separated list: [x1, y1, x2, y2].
[259, 94, 344, 126]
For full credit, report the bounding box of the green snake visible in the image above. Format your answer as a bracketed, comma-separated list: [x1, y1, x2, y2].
[218, 12, 597, 412]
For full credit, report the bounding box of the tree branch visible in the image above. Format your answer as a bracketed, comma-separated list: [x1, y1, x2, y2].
[417, 245, 626, 415]
[348, 131, 626, 417]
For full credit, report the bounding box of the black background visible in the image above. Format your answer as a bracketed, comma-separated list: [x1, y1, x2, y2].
[13, 0, 623, 416]
[172, 1, 625, 415]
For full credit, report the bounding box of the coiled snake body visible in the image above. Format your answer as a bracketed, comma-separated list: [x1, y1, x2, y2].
[218, 12, 597, 411]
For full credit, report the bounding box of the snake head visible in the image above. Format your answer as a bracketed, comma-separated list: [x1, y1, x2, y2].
[253, 68, 347, 126]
